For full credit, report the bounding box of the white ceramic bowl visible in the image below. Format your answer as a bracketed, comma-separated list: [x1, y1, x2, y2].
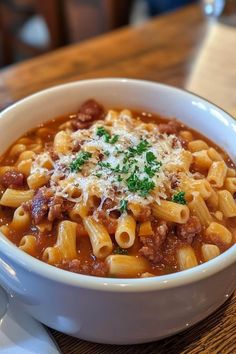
[0, 79, 236, 345]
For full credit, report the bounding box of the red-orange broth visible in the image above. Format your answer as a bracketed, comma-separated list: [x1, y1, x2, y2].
[0, 99, 235, 278]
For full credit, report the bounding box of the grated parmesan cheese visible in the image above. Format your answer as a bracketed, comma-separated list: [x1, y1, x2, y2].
[30, 109, 190, 211]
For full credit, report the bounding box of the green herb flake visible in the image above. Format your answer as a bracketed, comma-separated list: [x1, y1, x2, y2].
[70, 151, 92, 172]
[113, 247, 128, 255]
[146, 151, 156, 164]
[121, 165, 130, 174]
[110, 135, 119, 144]
[172, 191, 186, 205]
[144, 151, 162, 177]
[98, 161, 111, 169]
[128, 139, 151, 156]
[117, 175, 123, 182]
[120, 200, 128, 213]
[126, 173, 155, 197]
[144, 165, 156, 178]
[113, 164, 129, 174]
[138, 178, 155, 197]
[114, 164, 121, 173]
[96, 127, 110, 142]
[104, 150, 110, 157]
[146, 152, 162, 168]
[94, 172, 102, 178]
[96, 127, 119, 144]
[126, 173, 140, 192]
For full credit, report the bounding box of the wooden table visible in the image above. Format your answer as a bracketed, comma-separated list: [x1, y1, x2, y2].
[0, 4, 235, 353]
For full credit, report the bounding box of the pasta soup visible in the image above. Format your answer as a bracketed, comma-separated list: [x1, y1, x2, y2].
[0, 99, 235, 278]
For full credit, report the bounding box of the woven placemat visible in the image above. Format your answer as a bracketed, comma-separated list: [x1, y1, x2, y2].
[48, 292, 235, 354]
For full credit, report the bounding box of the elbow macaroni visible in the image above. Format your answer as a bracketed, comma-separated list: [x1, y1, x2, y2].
[0, 102, 235, 278]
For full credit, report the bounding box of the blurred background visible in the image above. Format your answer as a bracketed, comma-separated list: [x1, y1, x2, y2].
[1, 0, 235, 68]
[0, 0, 199, 67]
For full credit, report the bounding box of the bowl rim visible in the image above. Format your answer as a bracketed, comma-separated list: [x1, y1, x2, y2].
[0, 77, 236, 293]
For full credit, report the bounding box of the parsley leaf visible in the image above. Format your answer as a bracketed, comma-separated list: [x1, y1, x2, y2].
[113, 247, 128, 255]
[110, 135, 119, 144]
[126, 173, 140, 192]
[121, 165, 130, 174]
[113, 164, 130, 174]
[104, 150, 110, 157]
[120, 200, 128, 213]
[96, 127, 110, 142]
[98, 162, 111, 169]
[172, 191, 186, 205]
[146, 152, 162, 169]
[126, 173, 155, 196]
[113, 164, 121, 173]
[144, 151, 162, 177]
[144, 165, 156, 178]
[70, 151, 92, 172]
[138, 178, 155, 196]
[117, 175, 123, 182]
[96, 127, 119, 144]
[146, 151, 156, 164]
[94, 172, 102, 178]
[128, 139, 151, 156]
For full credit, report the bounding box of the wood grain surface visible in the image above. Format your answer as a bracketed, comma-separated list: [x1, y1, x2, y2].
[0, 5, 206, 109]
[0, 4, 235, 354]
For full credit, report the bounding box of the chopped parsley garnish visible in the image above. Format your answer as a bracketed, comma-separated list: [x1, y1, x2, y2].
[112, 164, 130, 174]
[104, 150, 110, 156]
[139, 178, 155, 197]
[70, 151, 92, 172]
[121, 165, 130, 174]
[96, 138, 158, 197]
[126, 173, 155, 197]
[113, 247, 128, 255]
[144, 151, 162, 177]
[120, 200, 128, 213]
[96, 127, 119, 144]
[94, 172, 102, 178]
[113, 164, 121, 173]
[110, 135, 119, 144]
[146, 151, 156, 164]
[128, 139, 151, 156]
[98, 161, 111, 169]
[172, 191, 186, 205]
[144, 165, 156, 178]
[96, 127, 110, 142]
[117, 175, 123, 182]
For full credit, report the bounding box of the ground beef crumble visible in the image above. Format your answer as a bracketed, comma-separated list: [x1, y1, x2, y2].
[176, 216, 202, 244]
[71, 99, 105, 130]
[157, 120, 182, 135]
[23, 187, 74, 224]
[0, 170, 24, 188]
[139, 221, 168, 263]
[60, 258, 108, 277]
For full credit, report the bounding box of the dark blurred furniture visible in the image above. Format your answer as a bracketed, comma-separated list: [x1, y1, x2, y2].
[64, 0, 134, 42]
[0, 0, 66, 66]
[146, 0, 197, 15]
[224, 0, 236, 14]
[0, 0, 134, 67]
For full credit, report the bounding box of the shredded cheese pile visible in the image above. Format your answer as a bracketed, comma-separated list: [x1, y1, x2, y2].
[31, 110, 187, 212]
